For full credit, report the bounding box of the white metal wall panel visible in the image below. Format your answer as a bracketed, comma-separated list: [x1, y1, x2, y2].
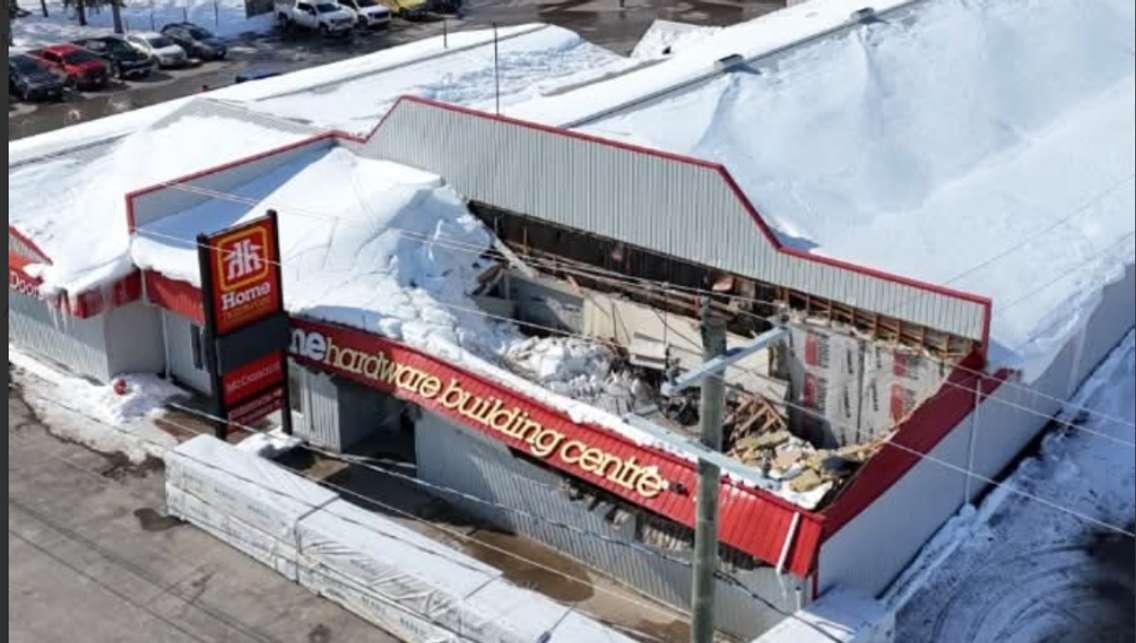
[363, 101, 989, 340]
[161, 310, 213, 395]
[1071, 262, 1135, 391]
[817, 414, 972, 597]
[104, 302, 164, 377]
[9, 291, 111, 381]
[415, 411, 800, 640]
[292, 365, 341, 450]
[818, 274, 1134, 599]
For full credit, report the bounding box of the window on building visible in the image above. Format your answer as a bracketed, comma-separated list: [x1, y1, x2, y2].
[190, 324, 204, 370]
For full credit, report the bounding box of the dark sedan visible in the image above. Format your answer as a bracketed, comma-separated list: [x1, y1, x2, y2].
[160, 23, 227, 61]
[71, 36, 157, 80]
[9, 54, 66, 101]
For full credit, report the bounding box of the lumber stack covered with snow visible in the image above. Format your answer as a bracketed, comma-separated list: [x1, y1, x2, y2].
[164, 436, 633, 643]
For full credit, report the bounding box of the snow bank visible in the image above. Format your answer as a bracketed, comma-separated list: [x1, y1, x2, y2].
[10, 344, 186, 462]
[552, 0, 1135, 380]
[131, 146, 515, 355]
[630, 19, 721, 60]
[10, 105, 315, 297]
[11, 0, 272, 48]
[245, 24, 635, 134]
[503, 337, 650, 415]
[889, 331, 1136, 639]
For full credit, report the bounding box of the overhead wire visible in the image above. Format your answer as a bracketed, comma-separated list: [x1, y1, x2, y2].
[11, 385, 687, 638]
[146, 178, 1136, 430]
[135, 221, 1136, 453]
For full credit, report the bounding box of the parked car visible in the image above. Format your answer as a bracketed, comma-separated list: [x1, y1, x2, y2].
[379, 0, 426, 19]
[71, 36, 157, 80]
[26, 44, 110, 90]
[8, 53, 66, 101]
[160, 23, 227, 60]
[275, 0, 355, 37]
[338, 0, 391, 29]
[126, 32, 190, 68]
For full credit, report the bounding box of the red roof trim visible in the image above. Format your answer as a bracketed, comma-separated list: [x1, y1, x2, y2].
[290, 315, 825, 575]
[9, 225, 53, 265]
[124, 131, 340, 233]
[143, 270, 204, 323]
[378, 95, 994, 358]
[819, 352, 1010, 537]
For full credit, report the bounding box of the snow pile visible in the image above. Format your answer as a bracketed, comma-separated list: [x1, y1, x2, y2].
[131, 145, 515, 355]
[889, 331, 1136, 641]
[503, 337, 651, 415]
[630, 19, 721, 59]
[11, 0, 273, 48]
[247, 25, 634, 135]
[511, 0, 1135, 381]
[9, 106, 314, 298]
[9, 345, 186, 462]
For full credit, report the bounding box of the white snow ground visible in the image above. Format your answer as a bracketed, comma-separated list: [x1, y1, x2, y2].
[10, 0, 272, 48]
[245, 25, 636, 135]
[510, 0, 1136, 382]
[888, 331, 1136, 642]
[9, 345, 186, 462]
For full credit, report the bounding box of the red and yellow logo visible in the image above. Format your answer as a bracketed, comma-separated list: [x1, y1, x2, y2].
[214, 226, 270, 292]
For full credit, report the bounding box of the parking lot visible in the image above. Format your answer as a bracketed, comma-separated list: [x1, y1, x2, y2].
[9, 0, 782, 140]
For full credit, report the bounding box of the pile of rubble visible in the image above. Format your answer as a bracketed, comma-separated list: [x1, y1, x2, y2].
[724, 394, 891, 494]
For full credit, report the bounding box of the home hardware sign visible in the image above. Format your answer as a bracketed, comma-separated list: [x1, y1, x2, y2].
[289, 319, 670, 499]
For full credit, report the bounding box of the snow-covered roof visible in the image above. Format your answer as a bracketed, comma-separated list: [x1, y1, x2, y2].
[9, 100, 319, 296]
[506, 0, 1136, 378]
[8, 23, 628, 296]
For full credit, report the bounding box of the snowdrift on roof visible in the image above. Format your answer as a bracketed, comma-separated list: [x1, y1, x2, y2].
[573, 0, 1134, 379]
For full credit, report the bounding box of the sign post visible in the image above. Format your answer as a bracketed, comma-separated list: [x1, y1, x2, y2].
[197, 213, 290, 439]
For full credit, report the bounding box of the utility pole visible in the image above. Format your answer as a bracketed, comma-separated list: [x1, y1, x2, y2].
[111, 0, 123, 34]
[76, 0, 87, 26]
[691, 300, 726, 643]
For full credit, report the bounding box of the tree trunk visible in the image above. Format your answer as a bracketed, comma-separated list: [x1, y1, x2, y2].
[110, 0, 123, 32]
[76, 0, 86, 26]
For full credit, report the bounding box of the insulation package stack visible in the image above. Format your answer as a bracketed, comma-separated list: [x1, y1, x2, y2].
[296, 499, 632, 642]
[786, 320, 953, 447]
[786, 323, 865, 448]
[164, 436, 635, 643]
[165, 435, 338, 580]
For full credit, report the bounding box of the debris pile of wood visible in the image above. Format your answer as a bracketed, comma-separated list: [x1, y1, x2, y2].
[724, 394, 892, 494]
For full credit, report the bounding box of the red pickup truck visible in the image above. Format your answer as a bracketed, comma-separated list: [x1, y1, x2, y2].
[28, 44, 110, 90]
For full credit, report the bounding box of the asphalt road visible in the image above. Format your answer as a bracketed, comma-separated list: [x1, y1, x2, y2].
[8, 387, 398, 643]
[8, 0, 782, 140]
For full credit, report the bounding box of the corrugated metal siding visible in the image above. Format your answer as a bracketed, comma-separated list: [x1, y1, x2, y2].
[10, 290, 110, 381]
[103, 302, 164, 376]
[161, 310, 213, 395]
[362, 100, 988, 340]
[416, 411, 801, 640]
[290, 362, 341, 450]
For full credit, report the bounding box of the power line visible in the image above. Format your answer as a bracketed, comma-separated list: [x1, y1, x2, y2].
[14, 376, 852, 642]
[132, 217, 1136, 442]
[135, 218, 1136, 448]
[11, 384, 686, 635]
[144, 179, 1136, 430]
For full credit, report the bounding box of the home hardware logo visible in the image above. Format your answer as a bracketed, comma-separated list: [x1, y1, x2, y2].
[214, 226, 270, 292]
[291, 327, 669, 499]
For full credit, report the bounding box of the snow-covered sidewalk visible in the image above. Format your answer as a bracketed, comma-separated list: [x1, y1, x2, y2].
[10, 0, 273, 48]
[9, 346, 187, 463]
[889, 331, 1136, 642]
